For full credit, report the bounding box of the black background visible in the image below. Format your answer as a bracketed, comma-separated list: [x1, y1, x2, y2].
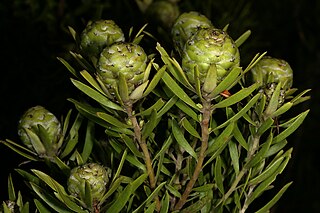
[1, 0, 319, 212]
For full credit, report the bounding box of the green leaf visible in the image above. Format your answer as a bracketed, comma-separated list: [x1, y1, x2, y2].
[256, 94, 267, 119]
[243, 52, 267, 74]
[273, 110, 309, 143]
[60, 113, 83, 158]
[132, 182, 166, 213]
[7, 174, 15, 201]
[24, 128, 46, 155]
[249, 156, 284, 186]
[192, 184, 215, 192]
[264, 140, 287, 157]
[71, 79, 123, 111]
[120, 134, 143, 158]
[214, 93, 260, 130]
[157, 96, 178, 118]
[233, 123, 249, 150]
[162, 72, 199, 110]
[0, 139, 38, 161]
[31, 170, 67, 194]
[107, 174, 148, 213]
[172, 119, 198, 160]
[194, 65, 203, 99]
[57, 57, 78, 78]
[53, 156, 70, 175]
[256, 117, 274, 136]
[83, 181, 92, 209]
[142, 110, 158, 140]
[213, 84, 259, 109]
[160, 191, 170, 213]
[207, 122, 234, 155]
[290, 89, 311, 105]
[136, 98, 165, 116]
[143, 65, 166, 97]
[235, 30, 251, 47]
[111, 150, 127, 185]
[215, 156, 224, 194]
[228, 141, 240, 175]
[165, 184, 181, 198]
[271, 102, 293, 117]
[69, 51, 95, 73]
[245, 155, 291, 207]
[130, 80, 149, 101]
[109, 139, 146, 171]
[255, 182, 292, 213]
[15, 169, 40, 185]
[203, 64, 217, 93]
[97, 112, 131, 129]
[153, 135, 173, 161]
[30, 183, 74, 213]
[181, 117, 201, 139]
[245, 132, 273, 169]
[264, 83, 282, 116]
[100, 176, 128, 205]
[80, 70, 106, 96]
[156, 43, 193, 90]
[209, 67, 242, 98]
[81, 120, 95, 163]
[175, 100, 199, 122]
[34, 199, 51, 213]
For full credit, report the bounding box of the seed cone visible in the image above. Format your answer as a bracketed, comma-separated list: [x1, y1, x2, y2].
[146, 0, 180, 29]
[80, 20, 125, 59]
[182, 28, 240, 86]
[18, 106, 62, 154]
[171, 11, 214, 55]
[67, 163, 110, 202]
[97, 42, 147, 98]
[251, 56, 293, 90]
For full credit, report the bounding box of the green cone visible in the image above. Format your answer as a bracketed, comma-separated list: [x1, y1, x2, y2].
[67, 163, 110, 202]
[146, 0, 180, 29]
[171, 11, 214, 55]
[97, 42, 147, 99]
[18, 106, 62, 155]
[182, 28, 240, 86]
[80, 20, 125, 59]
[250, 56, 293, 90]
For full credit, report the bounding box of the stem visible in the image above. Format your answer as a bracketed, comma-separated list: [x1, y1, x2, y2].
[125, 103, 160, 211]
[174, 100, 211, 211]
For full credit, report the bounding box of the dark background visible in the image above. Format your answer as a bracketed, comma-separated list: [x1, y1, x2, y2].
[0, 0, 319, 212]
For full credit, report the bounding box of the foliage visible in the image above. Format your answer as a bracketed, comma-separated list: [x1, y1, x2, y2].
[0, 0, 311, 212]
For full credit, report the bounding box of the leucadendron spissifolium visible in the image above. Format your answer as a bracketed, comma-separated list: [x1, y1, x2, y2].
[1, 8, 311, 213]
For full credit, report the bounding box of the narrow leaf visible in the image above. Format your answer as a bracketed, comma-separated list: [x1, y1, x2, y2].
[143, 65, 166, 97]
[203, 64, 217, 93]
[181, 117, 201, 139]
[264, 83, 282, 116]
[214, 93, 260, 130]
[172, 119, 198, 160]
[207, 122, 234, 154]
[228, 141, 240, 175]
[209, 66, 241, 98]
[162, 72, 199, 110]
[81, 120, 95, 163]
[142, 110, 158, 140]
[8, 174, 16, 201]
[273, 110, 309, 143]
[215, 156, 224, 194]
[213, 84, 259, 109]
[107, 174, 148, 213]
[34, 199, 51, 213]
[120, 134, 143, 158]
[97, 112, 131, 129]
[71, 79, 123, 111]
[235, 30, 251, 47]
[255, 182, 292, 213]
